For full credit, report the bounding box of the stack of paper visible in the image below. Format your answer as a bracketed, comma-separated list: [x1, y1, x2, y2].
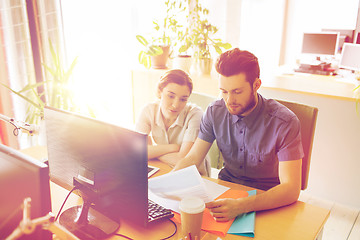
[148, 165, 229, 212]
[148, 165, 256, 237]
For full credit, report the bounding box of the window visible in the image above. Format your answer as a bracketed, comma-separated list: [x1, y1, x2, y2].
[0, 0, 63, 148]
[60, 0, 138, 127]
[0, 0, 36, 147]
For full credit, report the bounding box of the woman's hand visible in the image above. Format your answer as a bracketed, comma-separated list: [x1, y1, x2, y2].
[169, 144, 181, 152]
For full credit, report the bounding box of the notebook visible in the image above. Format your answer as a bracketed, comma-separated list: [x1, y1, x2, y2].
[148, 165, 159, 177]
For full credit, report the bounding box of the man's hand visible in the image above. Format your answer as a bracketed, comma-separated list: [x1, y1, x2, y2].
[205, 198, 245, 222]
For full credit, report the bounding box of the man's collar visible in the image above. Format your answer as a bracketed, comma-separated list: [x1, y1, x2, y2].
[243, 93, 263, 128]
[231, 94, 264, 128]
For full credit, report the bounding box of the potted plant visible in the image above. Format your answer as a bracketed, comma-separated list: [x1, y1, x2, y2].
[172, 21, 193, 73]
[136, 34, 164, 69]
[1, 40, 88, 127]
[136, 0, 186, 69]
[182, 0, 232, 75]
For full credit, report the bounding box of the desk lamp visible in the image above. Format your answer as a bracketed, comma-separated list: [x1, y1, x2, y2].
[0, 113, 39, 136]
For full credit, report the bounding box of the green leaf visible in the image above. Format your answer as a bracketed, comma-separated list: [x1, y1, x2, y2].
[147, 45, 163, 56]
[0, 82, 43, 110]
[138, 51, 151, 69]
[30, 88, 45, 108]
[136, 35, 149, 46]
[222, 43, 232, 49]
[179, 44, 190, 53]
[138, 51, 145, 64]
[214, 45, 222, 54]
[18, 81, 48, 93]
[144, 56, 151, 69]
[49, 40, 61, 76]
[42, 63, 57, 77]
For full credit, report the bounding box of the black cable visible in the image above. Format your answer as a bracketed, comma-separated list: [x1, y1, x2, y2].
[160, 218, 177, 240]
[53, 186, 177, 239]
[114, 233, 134, 240]
[55, 186, 77, 221]
[8, 121, 19, 136]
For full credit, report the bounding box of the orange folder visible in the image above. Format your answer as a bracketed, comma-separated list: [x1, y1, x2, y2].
[172, 189, 249, 236]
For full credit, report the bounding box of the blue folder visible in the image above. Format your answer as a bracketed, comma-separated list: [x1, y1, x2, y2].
[227, 190, 256, 237]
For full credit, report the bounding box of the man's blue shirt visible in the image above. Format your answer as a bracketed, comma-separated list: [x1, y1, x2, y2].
[198, 94, 304, 190]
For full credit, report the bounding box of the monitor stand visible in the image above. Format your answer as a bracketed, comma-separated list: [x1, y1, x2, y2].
[59, 198, 119, 240]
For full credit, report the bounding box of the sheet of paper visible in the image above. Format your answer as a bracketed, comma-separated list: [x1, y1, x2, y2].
[148, 165, 229, 213]
[202, 178, 230, 200]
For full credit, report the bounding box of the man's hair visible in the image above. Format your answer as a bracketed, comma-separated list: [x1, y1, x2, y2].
[215, 48, 260, 85]
[157, 69, 193, 98]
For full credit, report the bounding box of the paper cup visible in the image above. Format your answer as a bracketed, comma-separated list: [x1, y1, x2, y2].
[179, 196, 205, 239]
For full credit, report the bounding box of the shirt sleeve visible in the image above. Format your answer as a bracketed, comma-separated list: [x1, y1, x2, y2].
[135, 104, 152, 135]
[277, 115, 304, 161]
[182, 105, 204, 143]
[198, 104, 216, 144]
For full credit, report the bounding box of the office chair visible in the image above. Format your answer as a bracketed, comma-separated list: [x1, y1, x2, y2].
[189, 93, 318, 189]
[276, 100, 318, 190]
[188, 92, 223, 169]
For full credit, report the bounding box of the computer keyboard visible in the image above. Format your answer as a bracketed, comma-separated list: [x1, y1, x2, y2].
[294, 68, 332, 75]
[148, 199, 174, 223]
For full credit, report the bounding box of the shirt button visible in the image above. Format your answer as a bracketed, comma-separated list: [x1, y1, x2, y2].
[240, 148, 243, 152]
[240, 130, 243, 134]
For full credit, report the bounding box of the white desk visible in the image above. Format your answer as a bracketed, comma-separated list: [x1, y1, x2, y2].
[22, 147, 330, 240]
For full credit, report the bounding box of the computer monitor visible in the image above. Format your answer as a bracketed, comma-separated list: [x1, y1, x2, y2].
[322, 29, 354, 52]
[0, 144, 52, 240]
[301, 32, 340, 57]
[44, 106, 148, 239]
[339, 43, 360, 71]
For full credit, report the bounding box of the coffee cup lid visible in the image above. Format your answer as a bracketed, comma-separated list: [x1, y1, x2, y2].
[179, 196, 205, 214]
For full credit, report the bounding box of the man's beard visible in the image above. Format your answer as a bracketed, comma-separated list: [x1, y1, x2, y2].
[237, 93, 257, 116]
[226, 90, 257, 116]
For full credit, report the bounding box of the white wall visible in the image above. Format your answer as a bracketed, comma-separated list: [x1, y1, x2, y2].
[284, 0, 359, 66]
[259, 87, 360, 209]
[207, 0, 286, 78]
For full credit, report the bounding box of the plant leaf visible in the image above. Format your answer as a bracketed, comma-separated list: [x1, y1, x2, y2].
[0, 82, 43, 110]
[147, 45, 163, 56]
[144, 55, 151, 69]
[18, 81, 48, 93]
[136, 35, 149, 46]
[214, 45, 222, 54]
[179, 44, 190, 53]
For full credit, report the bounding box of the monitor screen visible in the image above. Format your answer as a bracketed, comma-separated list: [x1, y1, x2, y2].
[339, 43, 360, 71]
[0, 144, 52, 240]
[301, 32, 339, 56]
[321, 29, 354, 52]
[44, 106, 148, 238]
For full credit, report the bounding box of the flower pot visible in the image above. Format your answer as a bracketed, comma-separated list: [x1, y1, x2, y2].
[151, 45, 170, 69]
[190, 58, 213, 75]
[172, 55, 192, 73]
